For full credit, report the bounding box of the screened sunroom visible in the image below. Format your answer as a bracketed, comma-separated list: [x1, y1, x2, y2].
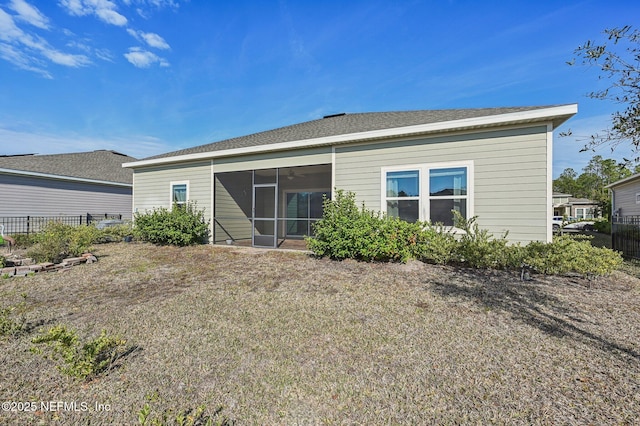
[213, 164, 331, 248]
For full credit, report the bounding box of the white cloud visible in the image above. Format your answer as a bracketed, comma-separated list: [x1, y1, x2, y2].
[59, 0, 84, 16]
[59, 0, 128, 26]
[95, 6, 127, 26]
[9, 0, 49, 29]
[124, 0, 183, 9]
[66, 40, 114, 62]
[94, 47, 114, 61]
[125, 0, 183, 19]
[126, 28, 170, 49]
[124, 46, 168, 68]
[0, 8, 91, 73]
[0, 126, 174, 159]
[0, 42, 52, 78]
[42, 47, 91, 67]
[0, 8, 24, 40]
[2, 0, 178, 76]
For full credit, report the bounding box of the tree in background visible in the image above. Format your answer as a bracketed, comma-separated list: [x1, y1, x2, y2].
[553, 168, 579, 196]
[554, 155, 637, 218]
[566, 26, 640, 158]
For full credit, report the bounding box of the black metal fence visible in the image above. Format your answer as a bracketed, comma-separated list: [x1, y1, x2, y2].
[612, 216, 640, 259]
[0, 213, 123, 236]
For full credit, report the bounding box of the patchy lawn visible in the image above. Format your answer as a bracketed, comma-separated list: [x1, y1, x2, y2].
[1, 243, 639, 425]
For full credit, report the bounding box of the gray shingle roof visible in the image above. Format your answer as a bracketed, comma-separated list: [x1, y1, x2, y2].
[143, 106, 563, 161]
[0, 150, 136, 184]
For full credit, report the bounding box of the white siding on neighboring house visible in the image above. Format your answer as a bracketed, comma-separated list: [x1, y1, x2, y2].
[0, 173, 132, 218]
[334, 125, 549, 243]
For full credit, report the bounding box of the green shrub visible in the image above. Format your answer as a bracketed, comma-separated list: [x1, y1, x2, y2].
[31, 325, 126, 380]
[453, 212, 525, 270]
[360, 216, 426, 262]
[593, 219, 611, 234]
[524, 234, 622, 276]
[10, 233, 34, 249]
[305, 191, 620, 276]
[138, 393, 232, 426]
[306, 190, 424, 262]
[0, 296, 27, 337]
[414, 224, 458, 265]
[68, 224, 101, 255]
[0, 255, 4, 268]
[26, 222, 98, 263]
[134, 202, 210, 246]
[96, 222, 134, 243]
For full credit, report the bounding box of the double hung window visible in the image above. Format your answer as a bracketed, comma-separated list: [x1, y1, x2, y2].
[385, 170, 420, 222]
[428, 167, 467, 225]
[382, 161, 472, 226]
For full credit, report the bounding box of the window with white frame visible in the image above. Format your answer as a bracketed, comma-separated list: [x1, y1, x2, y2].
[429, 167, 468, 225]
[170, 181, 189, 208]
[575, 207, 594, 219]
[382, 161, 472, 226]
[385, 170, 420, 222]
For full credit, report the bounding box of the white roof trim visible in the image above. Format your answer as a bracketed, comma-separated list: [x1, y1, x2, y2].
[124, 104, 578, 169]
[0, 167, 132, 187]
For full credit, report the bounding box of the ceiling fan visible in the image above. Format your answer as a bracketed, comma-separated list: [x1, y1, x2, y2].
[286, 168, 306, 180]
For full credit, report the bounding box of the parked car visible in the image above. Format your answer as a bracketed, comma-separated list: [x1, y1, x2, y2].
[552, 216, 575, 231]
[562, 221, 596, 232]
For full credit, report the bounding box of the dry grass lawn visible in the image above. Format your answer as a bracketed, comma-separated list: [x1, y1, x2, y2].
[1, 242, 639, 425]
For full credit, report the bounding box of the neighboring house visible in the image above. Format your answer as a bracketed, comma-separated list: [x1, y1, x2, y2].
[606, 172, 640, 259]
[0, 150, 136, 228]
[606, 173, 640, 218]
[552, 192, 572, 217]
[124, 105, 577, 248]
[552, 192, 600, 219]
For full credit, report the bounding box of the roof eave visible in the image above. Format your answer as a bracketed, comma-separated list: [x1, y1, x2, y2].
[606, 172, 640, 189]
[0, 168, 132, 187]
[123, 104, 578, 169]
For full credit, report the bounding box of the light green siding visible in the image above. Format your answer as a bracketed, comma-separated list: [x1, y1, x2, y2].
[335, 125, 550, 243]
[213, 171, 253, 243]
[132, 126, 552, 245]
[133, 161, 212, 226]
[213, 147, 332, 172]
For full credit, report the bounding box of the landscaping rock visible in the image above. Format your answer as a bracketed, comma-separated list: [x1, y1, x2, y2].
[1, 267, 15, 277]
[0, 253, 95, 278]
[14, 266, 32, 277]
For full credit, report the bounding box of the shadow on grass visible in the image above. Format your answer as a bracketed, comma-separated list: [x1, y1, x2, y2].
[428, 267, 640, 362]
[107, 344, 143, 375]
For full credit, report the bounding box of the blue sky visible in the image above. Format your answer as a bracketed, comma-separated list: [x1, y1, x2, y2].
[0, 0, 637, 177]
